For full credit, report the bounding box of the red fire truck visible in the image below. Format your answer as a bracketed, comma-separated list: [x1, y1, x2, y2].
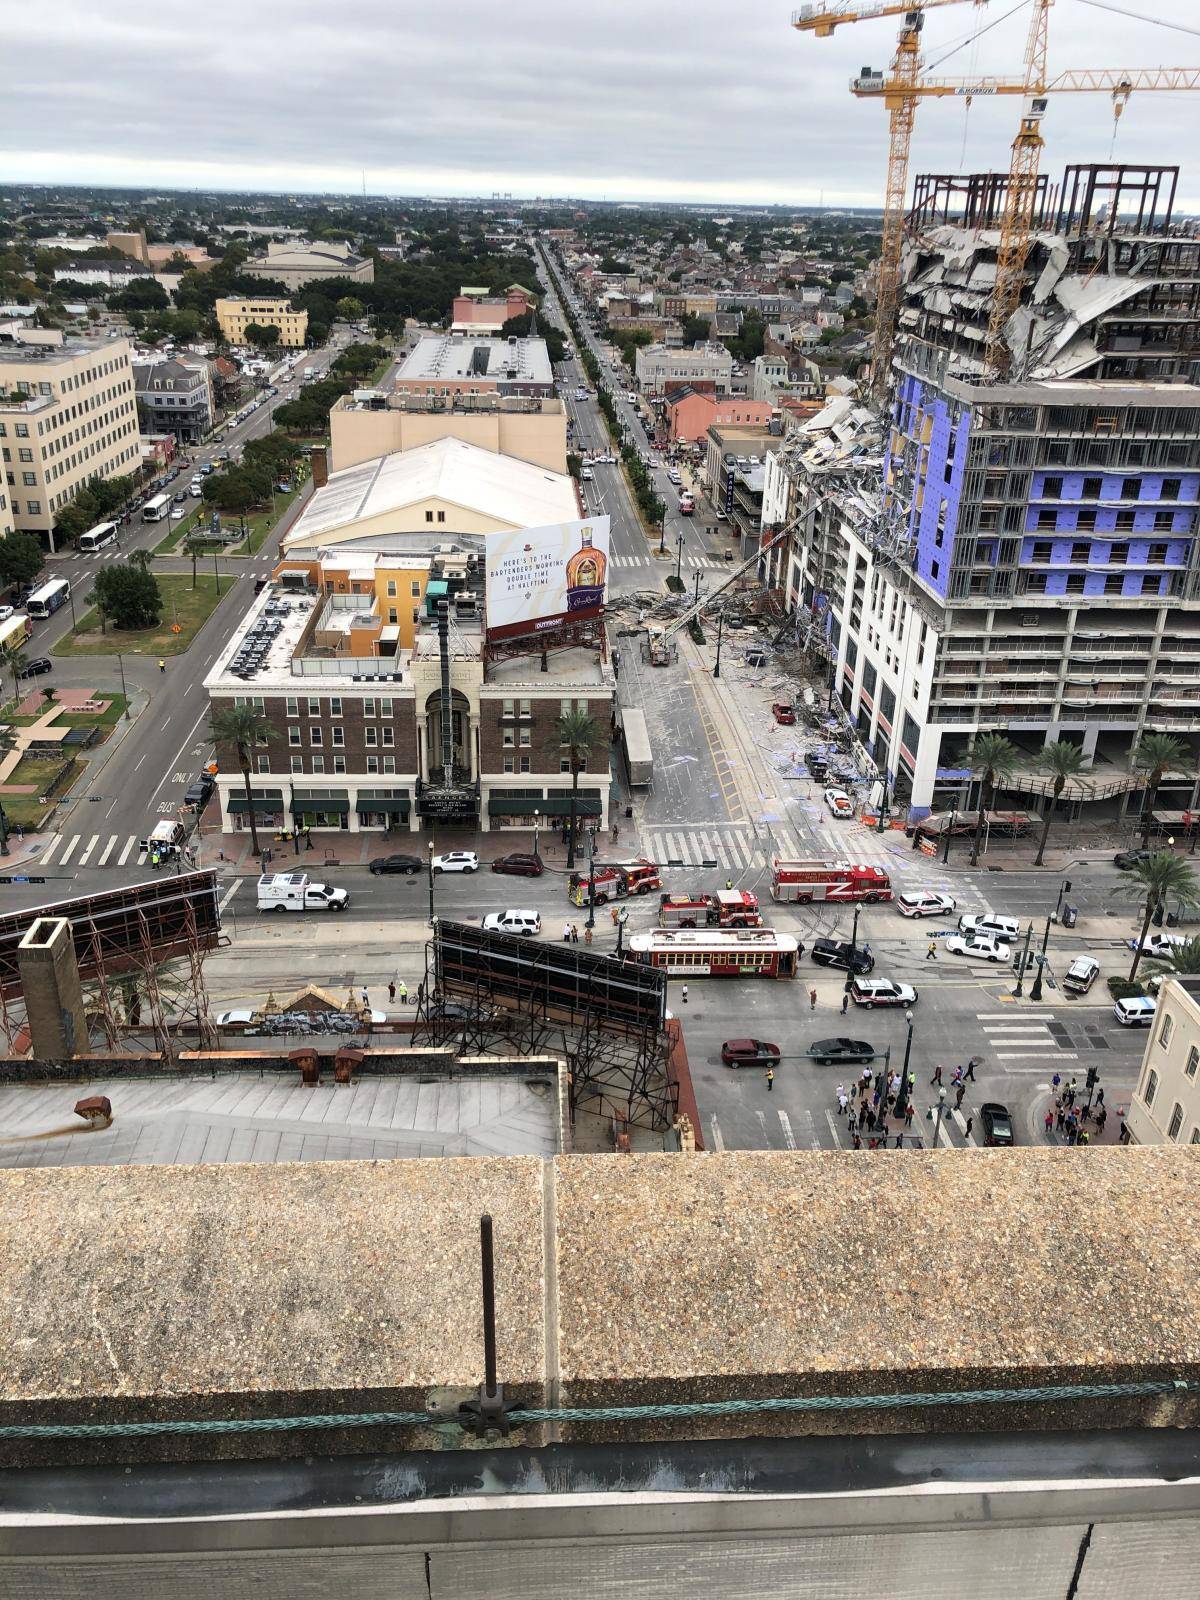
[568, 858, 662, 907]
[771, 859, 893, 905]
[658, 890, 762, 929]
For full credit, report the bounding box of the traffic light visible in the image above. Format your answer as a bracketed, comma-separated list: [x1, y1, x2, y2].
[1086, 1066, 1099, 1090]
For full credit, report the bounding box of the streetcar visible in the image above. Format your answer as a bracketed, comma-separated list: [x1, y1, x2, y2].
[626, 926, 799, 978]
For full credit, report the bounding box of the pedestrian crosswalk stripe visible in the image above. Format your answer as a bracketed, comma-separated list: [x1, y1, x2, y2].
[59, 835, 80, 866]
[39, 834, 63, 865]
[118, 837, 137, 866]
[98, 835, 118, 866]
[77, 833, 100, 866]
[777, 1110, 795, 1149]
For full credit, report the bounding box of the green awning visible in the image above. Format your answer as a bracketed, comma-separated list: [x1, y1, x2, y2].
[293, 798, 349, 816]
[227, 791, 283, 814]
[355, 797, 410, 816]
[487, 794, 601, 818]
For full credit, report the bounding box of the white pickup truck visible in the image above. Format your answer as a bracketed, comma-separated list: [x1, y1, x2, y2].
[257, 872, 348, 913]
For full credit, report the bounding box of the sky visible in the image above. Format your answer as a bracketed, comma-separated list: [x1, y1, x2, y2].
[4, 0, 1200, 209]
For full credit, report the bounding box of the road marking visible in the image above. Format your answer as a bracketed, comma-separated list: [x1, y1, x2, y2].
[824, 1108, 842, 1146]
[777, 1109, 796, 1149]
[976, 1011, 1042, 1020]
[98, 835, 118, 866]
[133, 753, 147, 771]
[59, 835, 81, 866]
[39, 834, 63, 864]
[709, 1117, 725, 1152]
[118, 837, 137, 865]
[995, 1050, 1080, 1060]
[77, 833, 100, 865]
[218, 880, 243, 913]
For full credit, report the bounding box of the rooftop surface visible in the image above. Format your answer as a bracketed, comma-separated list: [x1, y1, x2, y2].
[397, 333, 552, 387]
[0, 1072, 559, 1167]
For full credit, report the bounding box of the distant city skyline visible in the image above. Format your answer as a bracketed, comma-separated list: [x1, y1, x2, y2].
[5, 0, 1200, 210]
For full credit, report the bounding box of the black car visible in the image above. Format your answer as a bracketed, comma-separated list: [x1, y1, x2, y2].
[369, 853, 424, 876]
[184, 779, 213, 809]
[807, 1037, 875, 1065]
[979, 1102, 1015, 1147]
[18, 657, 52, 678]
[491, 853, 544, 877]
[1113, 849, 1154, 871]
[810, 937, 875, 975]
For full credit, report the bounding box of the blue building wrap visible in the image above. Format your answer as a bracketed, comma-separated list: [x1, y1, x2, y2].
[886, 375, 970, 599]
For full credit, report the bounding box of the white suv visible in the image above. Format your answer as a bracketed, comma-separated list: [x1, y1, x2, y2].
[958, 912, 1020, 942]
[432, 851, 479, 874]
[896, 891, 955, 918]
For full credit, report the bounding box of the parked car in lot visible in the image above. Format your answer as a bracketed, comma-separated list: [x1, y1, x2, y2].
[491, 853, 544, 877]
[369, 853, 423, 876]
[850, 978, 918, 1008]
[432, 851, 479, 874]
[811, 937, 874, 975]
[771, 703, 796, 725]
[721, 1039, 781, 1068]
[979, 1102, 1015, 1146]
[18, 657, 52, 678]
[945, 934, 1011, 963]
[483, 910, 541, 937]
[958, 912, 1021, 942]
[823, 788, 854, 818]
[896, 891, 956, 918]
[807, 1037, 875, 1065]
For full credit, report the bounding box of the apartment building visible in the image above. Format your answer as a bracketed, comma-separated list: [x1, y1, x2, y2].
[667, 391, 772, 446]
[763, 163, 1200, 818]
[450, 285, 534, 333]
[329, 391, 567, 474]
[0, 333, 140, 550]
[635, 342, 733, 396]
[215, 298, 309, 348]
[133, 358, 213, 444]
[394, 334, 554, 401]
[1125, 977, 1200, 1146]
[244, 239, 374, 291]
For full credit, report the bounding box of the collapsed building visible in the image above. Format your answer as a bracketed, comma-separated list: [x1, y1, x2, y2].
[763, 164, 1200, 818]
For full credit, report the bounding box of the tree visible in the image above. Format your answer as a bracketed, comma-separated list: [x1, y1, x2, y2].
[681, 314, 711, 345]
[1144, 936, 1200, 984]
[0, 530, 43, 592]
[544, 709, 603, 871]
[182, 532, 209, 590]
[966, 733, 1022, 866]
[84, 588, 108, 635]
[4, 648, 27, 707]
[203, 468, 259, 531]
[108, 277, 169, 313]
[1033, 741, 1091, 867]
[244, 322, 281, 350]
[335, 296, 366, 323]
[1119, 852, 1199, 980]
[211, 703, 274, 856]
[92, 563, 162, 630]
[1133, 733, 1190, 848]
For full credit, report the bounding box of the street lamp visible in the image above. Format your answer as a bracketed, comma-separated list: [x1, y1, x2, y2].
[0, 803, 9, 858]
[658, 518, 666, 557]
[117, 652, 131, 720]
[894, 1008, 914, 1123]
[941, 806, 957, 866]
[533, 808, 540, 862]
[675, 532, 684, 585]
[713, 610, 724, 679]
[1030, 914, 1053, 1002]
[875, 768, 889, 834]
[845, 902, 861, 991]
[427, 840, 436, 927]
[585, 829, 597, 931]
[932, 1085, 948, 1147]
[616, 904, 628, 956]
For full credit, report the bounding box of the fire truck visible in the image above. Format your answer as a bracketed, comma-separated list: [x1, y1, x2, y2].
[658, 890, 762, 929]
[567, 858, 662, 907]
[771, 859, 892, 905]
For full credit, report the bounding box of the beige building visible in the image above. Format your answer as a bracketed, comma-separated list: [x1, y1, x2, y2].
[245, 239, 374, 290]
[1125, 977, 1200, 1146]
[0, 477, 14, 541]
[215, 298, 309, 348]
[0, 333, 140, 550]
[329, 393, 567, 475]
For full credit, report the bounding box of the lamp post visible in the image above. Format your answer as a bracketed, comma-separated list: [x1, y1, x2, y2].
[932, 1086, 948, 1147]
[66, 585, 78, 634]
[1013, 921, 1034, 998]
[845, 902, 861, 992]
[0, 803, 9, 858]
[875, 768, 889, 834]
[117, 652, 130, 720]
[533, 808, 540, 863]
[675, 532, 684, 586]
[894, 1009, 914, 1123]
[713, 610, 724, 679]
[1029, 915, 1053, 1002]
[585, 829, 597, 932]
[427, 840, 436, 927]
[658, 518, 666, 557]
[286, 781, 299, 856]
[942, 806, 957, 866]
[1054, 878, 1072, 920]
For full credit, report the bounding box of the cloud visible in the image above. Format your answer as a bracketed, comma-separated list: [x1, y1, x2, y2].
[3, 0, 1198, 205]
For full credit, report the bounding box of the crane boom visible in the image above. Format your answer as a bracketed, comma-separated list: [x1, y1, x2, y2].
[651, 523, 799, 651]
[792, 0, 977, 37]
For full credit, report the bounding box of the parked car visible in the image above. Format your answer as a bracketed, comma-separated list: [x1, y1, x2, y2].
[1138, 932, 1186, 959]
[581, 466, 594, 481]
[369, 853, 424, 876]
[432, 851, 479, 874]
[958, 912, 1021, 942]
[1114, 849, 1155, 871]
[896, 891, 956, 918]
[824, 788, 854, 818]
[807, 1037, 875, 1065]
[850, 978, 918, 1008]
[945, 934, 1011, 963]
[979, 1102, 1015, 1146]
[184, 779, 213, 809]
[491, 853, 544, 877]
[1114, 995, 1157, 1027]
[214, 1009, 256, 1029]
[0, 606, 13, 623]
[172, 490, 188, 504]
[18, 657, 52, 678]
[721, 1039, 781, 1068]
[1063, 955, 1101, 995]
[483, 910, 542, 937]
[811, 937, 874, 975]
[771, 702, 796, 725]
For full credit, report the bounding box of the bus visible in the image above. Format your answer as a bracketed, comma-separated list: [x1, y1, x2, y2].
[78, 520, 118, 554]
[142, 493, 171, 522]
[626, 927, 799, 979]
[25, 579, 71, 619]
[0, 613, 33, 655]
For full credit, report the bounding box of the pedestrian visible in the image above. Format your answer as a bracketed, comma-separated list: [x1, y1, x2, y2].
[1044, 1109, 1054, 1135]
[837, 1089, 849, 1115]
[1051, 1072, 1061, 1096]
[894, 1132, 904, 1148]
[926, 940, 937, 960]
[965, 1057, 977, 1082]
[864, 1105, 875, 1132]
[952, 1065, 963, 1086]
[841, 992, 849, 1015]
[955, 1084, 965, 1109]
[611, 822, 619, 842]
[157, 658, 166, 673]
[931, 1063, 943, 1086]
[852, 1133, 862, 1149]
[1055, 1104, 1065, 1132]
[726, 879, 733, 892]
[904, 1103, 914, 1127]
[890, 1072, 900, 1099]
[861, 1066, 872, 1089]
[610, 906, 619, 927]
[388, 980, 396, 1003]
[869, 1137, 879, 1150]
[562, 921, 572, 942]
[809, 987, 817, 1011]
[304, 827, 313, 850]
[847, 1109, 857, 1134]
[681, 983, 689, 1005]
[965, 1115, 974, 1140]
[1095, 1086, 1104, 1108]
[584, 925, 593, 945]
[766, 1066, 775, 1092]
[361, 986, 369, 1009]
[398, 979, 408, 1004]
[571, 924, 580, 943]
[1068, 1076, 1078, 1100]
[1097, 1105, 1107, 1131]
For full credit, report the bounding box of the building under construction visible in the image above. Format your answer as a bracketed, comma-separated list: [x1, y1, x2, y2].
[763, 161, 1200, 818]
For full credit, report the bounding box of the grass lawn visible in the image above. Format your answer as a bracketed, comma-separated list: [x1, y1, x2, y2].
[0, 757, 81, 828]
[152, 505, 204, 554]
[52, 575, 230, 659]
[1, 692, 129, 728]
[230, 482, 304, 556]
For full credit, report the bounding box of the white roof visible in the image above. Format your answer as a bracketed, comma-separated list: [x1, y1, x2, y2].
[285, 437, 577, 545]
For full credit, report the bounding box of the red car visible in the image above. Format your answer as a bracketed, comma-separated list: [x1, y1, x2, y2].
[491, 853, 544, 877]
[721, 1039, 781, 1068]
[772, 703, 796, 725]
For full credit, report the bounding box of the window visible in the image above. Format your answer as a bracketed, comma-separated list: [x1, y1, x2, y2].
[307, 697, 320, 716]
[519, 756, 531, 773]
[560, 758, 572, 773]
[386, 581, 396, 598]
[502, 698, 515, 718]
[383, 755, 396, 773]
[437, 510, 446, 523]
[1103, 574, 1124, 595]
[17, 448, 32, 463]
[329, 697, 342, 716]
[1162, 478, 1181, 499]
[311, 756, 324, 773]
[1159, 1014, 1174, 1047]
[1187, 1046, 1199, 1080]
[425, 510, 434, 522]
[290, 755, 303, 774]
[21, 473, 35, 487]
[366, 756, 379, 774]
[1149, 543, 1169, 564]
[288, 726, 301, 747]
[1081, 476, 1102, 499]
[503, 729, 515, 747]
[332, 727, 344, 747]
[1143, 1067, 1159, 1107]
[286, 696, 298, 717]
[363, 698, 375, 717]
[560, 698, 572, 716]
[1036, 511, 1057, 530]
[411, 581, 421, 599]
[503, 755, 515, 773]
[1070, 540, 1090, 563]
[1109, 542, 1129, 565]
[365, 727, 377, 746]
[258, 755, 271, 774]
[1031, 541, 1052, 563]
[380, 699, 392, 717]
[1076, 510, 1097, 532]
[388, 608, 398, 624]
[519, 728, 531, 747]
[381, 726, 393, 747]
[310, 727, 323, 747]
[1168, 1103, 1184, 1141]
[1042, 475, 1063, 498]
[520, 698, 531, 718]
[334, 756, 346, 773]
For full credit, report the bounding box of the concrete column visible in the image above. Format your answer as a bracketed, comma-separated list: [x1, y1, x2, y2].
[17, 918, 87, 1060]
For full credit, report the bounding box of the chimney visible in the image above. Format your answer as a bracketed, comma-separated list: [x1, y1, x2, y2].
[310, 446, 329, 489]
[17, 918, 87, 1060]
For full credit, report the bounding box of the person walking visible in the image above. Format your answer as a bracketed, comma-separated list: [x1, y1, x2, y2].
[931, 1063, 943, 1086]
[766, 1066, 775, 1092]
[1095, 1086, 1105, 1108]
[1051, 1071, 1062, 1097]
[398, 979, 408, 1005]
[584, 925, 593, 946]
[809, 987, 817, 1011]
[157, 658, 166, 673]
[852, 1133, 862, 1150]
[955, 1083, 965, 1109]
[964, 1115, 974, 1140]
[572, 924, 581, 943]
[1055, 1104, 1065, 1133]
[847, 1109, 857, 1135]
[1044, 1108, 1054, 1136]
[951, 1064, 963, 1086]
[837, 1088, 849, 1115]
[965, 1057, 978, 1082]
[562, 921, 572, 942]
[681, 983, 689, 1005]
[841, 992, 850, 1015]
[926, 940, 938, 960]
[1096, 1104, 1108, 1132]
[360, 986, 369, 1009]
[904, 1102, 914, 1128]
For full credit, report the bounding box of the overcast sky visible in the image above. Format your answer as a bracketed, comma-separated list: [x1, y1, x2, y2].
[5, 0, 1199, 209]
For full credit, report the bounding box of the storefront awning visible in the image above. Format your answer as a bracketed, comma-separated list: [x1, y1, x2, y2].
[355, 797, 410, 817]
[489, 794, 601, 817]
[292, 796, 350, 816]
[227, 790, 283, 814]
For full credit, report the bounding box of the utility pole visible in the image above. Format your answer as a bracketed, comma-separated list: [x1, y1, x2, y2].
[675, 532, 684, 586]
[894, 1009, 914, 1124]
[942, 806, 957, 865]
[585, 830, 597, 932]
[1013, 921, 1034, 998]
[1030, 914, 1052, 1002]
[713, 610, 724, 679]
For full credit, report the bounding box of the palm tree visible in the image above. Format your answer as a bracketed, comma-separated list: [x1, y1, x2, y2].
[545, 708, 603, 870]
[129, 548, 153, 573]
[85, 589, 107, 636]
[1033, 740, 1091, 867]
[966, 733, 1022, 867]
[182, 532, 207, 591]
[210, 703, 274, 857]
[4, 648, 26, 710]
[1132, 732, 1189, 848]
[1143, 936, 1200, 984]
[1119, 851, 1199, 980]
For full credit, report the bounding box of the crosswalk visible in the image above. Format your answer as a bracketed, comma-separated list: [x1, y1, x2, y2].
[34, 832, 160, 870]
[609, 552, 728, 570]
[709, 1102, 981, 1153]
[972, 1009, 1081, 1071]
[644, 825, 765, 872]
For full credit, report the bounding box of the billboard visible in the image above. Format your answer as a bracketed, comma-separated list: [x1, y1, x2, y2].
[485, 515, 610, 642]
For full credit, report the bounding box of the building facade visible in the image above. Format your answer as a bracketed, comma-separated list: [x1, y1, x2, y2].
[450, 286, 534, 334]
[215, 298, 309, 348]
[244, 239, 374, 291]
[394, 335, 554, 401]
[635, 343, 733, 396]
[133, 358, 213, 444]
[1125, 976, 1200, 1146]
[329, 392, 567, 475]
[667, 391, 772, 446]
[0, 333, 140, 549]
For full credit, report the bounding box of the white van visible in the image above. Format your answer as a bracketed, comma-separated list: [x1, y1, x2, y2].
[257, 871, 348, 913]
[958, 912, 1021, 942]
[1114, 995, 1157, 1027]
